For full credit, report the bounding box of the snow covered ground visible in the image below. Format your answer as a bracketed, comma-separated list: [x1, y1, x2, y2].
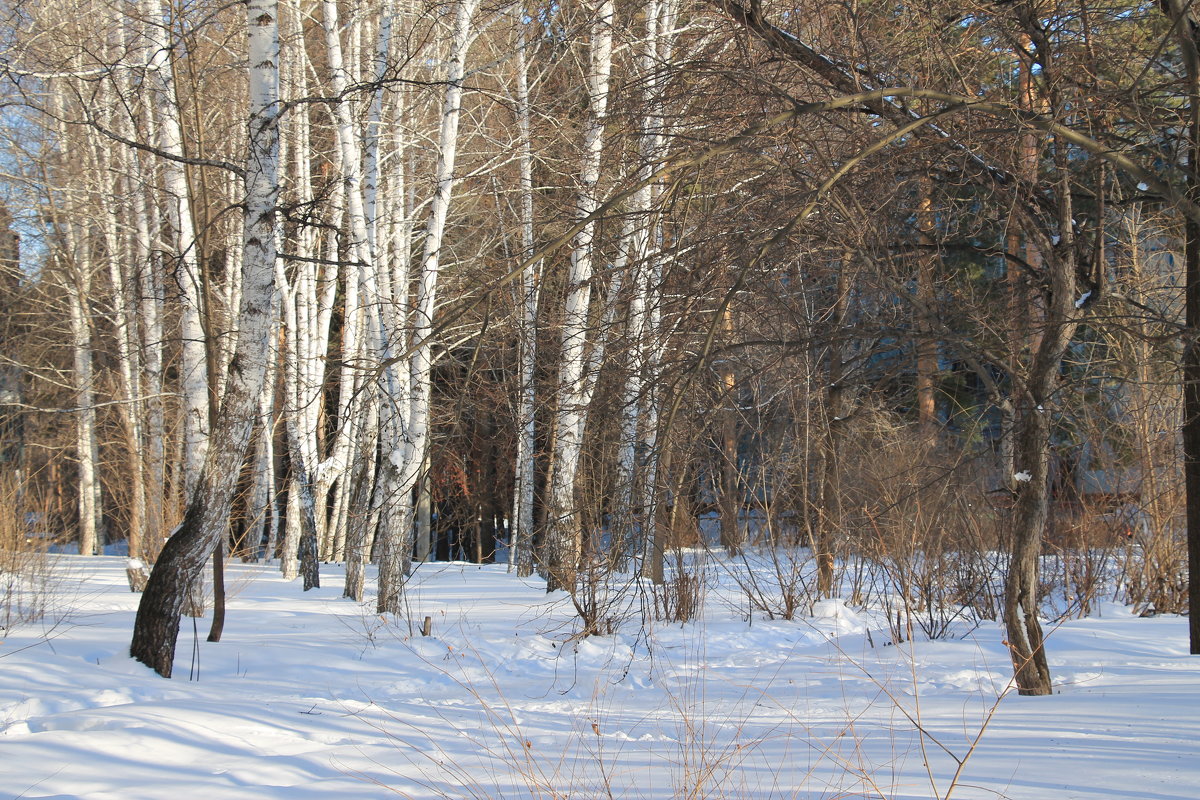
[2, 554, 1198, 799]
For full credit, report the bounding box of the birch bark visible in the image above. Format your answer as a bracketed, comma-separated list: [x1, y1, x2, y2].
[616, 0, 671, 573]
[131, 0, 280, 677]
[378, 0, 479, 614]
[543, 0, 613, 592]
[511, 20, 540, 577]
[140, 0, 210, 503]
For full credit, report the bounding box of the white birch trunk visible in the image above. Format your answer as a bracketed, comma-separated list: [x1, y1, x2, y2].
[130, 0, 282, 675]
[93, 77, 153, 562]
[543, 0, 613, 592]
[344, 400, 380, 600]
[511, 21, 540, 577]
[141, 0, 210, 502]
[64, 242, 101, 557]
[378, 0, 478, 613]
[319, 0, 383, 562]
[135, 172, 169, 561]
[124, 21, 169, 557]
[245, 0, 290, 578]
[247, 377, 276, 560]
[617, 0, 673, 575]
[278, 0, 335, 565]
[50, 86, 102, 557]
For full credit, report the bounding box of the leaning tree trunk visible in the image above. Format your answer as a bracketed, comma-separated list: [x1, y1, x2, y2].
[131, 0, 279, 677]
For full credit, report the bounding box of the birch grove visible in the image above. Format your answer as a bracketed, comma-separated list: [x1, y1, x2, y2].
[5, 0, 1200, 692]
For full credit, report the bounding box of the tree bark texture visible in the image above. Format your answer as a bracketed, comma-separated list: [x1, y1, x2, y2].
[131, 0, 279, 677]
[543, 0, 614, 593]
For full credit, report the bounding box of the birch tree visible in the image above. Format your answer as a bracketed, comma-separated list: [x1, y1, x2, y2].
[139, 0, 210, 503]
[542, 0, 614, 593]
[378, 0, 479, 614]
[510, 16, 539, 577]
[131, 0, 280, 677]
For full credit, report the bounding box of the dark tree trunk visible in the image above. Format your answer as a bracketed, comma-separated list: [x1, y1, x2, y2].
[1185, 157, 1200, 655]
[1003, 401, 1054, 696]
[207, 540, 225, 642]
[131, 512, 213, 676]
[1158, 0, 1200, 655]
[1179, 6, 1200, 656]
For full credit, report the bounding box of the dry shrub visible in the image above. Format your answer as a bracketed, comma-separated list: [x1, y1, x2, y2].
[570, 559, 637, 638]
[836, 411, 1004, 638]
[649, 552, 703, 623]
[725, 545, 818, 621]
[1118, 482, 1187, 615]
[0, 473, 56, 631]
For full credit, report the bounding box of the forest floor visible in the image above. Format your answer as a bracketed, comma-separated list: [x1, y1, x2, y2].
[1, 553, 1197, 799]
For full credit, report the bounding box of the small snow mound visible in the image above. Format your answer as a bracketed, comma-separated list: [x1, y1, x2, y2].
[126, 558, 145, 570]
[1093, 601, 1134, 618]
[574, 636, 634, 664]
[1013, 470, 1032, 483]
[811, 599, 865, 633]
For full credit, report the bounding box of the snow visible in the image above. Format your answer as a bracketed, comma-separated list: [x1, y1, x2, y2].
[1014, 470, 1033, 483]
[2, 555, 1199, 799]
[1075, 290, 1091, 309]
[1137, 182, 1150, 192]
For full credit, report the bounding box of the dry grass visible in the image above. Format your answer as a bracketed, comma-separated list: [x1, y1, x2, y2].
[0, 474, 56, 633]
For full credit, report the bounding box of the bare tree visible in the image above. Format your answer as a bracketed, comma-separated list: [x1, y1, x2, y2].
[131, 0, 280, 677]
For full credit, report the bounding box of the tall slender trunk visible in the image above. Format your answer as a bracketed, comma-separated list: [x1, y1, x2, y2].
[614, 0, 672, 563]
[1003, 150, 1080, 699]
[320, 0, 394, 568]
[635, 0, 675, 581]
[915, 181, 938, 437]
[999, 20, 1087, 696]
[543, 0, 614, 592]
[131, 0, 280, 677]
[1164, 0, 1200, 655]
[65, 246, 101, 556]
[817, 255, 852, 598]
[141, 0, 210, 503]
[718, 302, 741, 554]
[1002, 37, 1045, 489]
[512, 20, 540, 577]
[246, 372, 276, 560]
[378, 0, 478, 613]
[130, 126, 167, 560]
[90, 102, 147, 560]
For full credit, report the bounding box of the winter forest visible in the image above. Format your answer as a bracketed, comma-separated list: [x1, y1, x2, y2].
[2, 0, 1200, 796]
